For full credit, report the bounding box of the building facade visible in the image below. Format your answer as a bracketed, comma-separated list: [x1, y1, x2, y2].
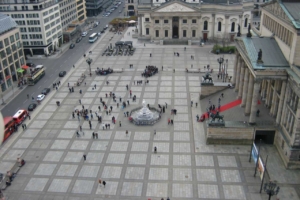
[85, 0, 103, 16]
[137, 0, 253, 41]
[0, 0, 63, 55]
[234, 0, 300, 169]
[60, 0, 78, 31]
[76, 0, 87, 21]
[125, 0, 138, 16]
[0, 13, 25, 94]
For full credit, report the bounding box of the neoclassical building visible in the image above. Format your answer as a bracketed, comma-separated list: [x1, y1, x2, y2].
[234, 0, 300, 169]
[137, 0, 253, 41]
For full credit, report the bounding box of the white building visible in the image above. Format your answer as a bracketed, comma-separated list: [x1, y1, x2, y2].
[0, 0, 63, 55]
[60, 0, 78, 31]
[0, 13, 25, 94]
[137, 0, 253, 42]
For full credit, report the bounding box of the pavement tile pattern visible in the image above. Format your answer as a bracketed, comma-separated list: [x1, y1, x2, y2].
[0, 29, 299, 200]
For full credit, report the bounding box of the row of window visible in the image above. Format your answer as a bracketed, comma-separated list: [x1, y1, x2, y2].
[262, 14, 293, 47]
[25, 13, 39, 18]
[151, 18, 198, 24]
[0, 50, 23, 67]
[59, 3, 76, 14]
[10, 14, 24, 18]
[0, 33, 20, 50]
[44, 13, 59, 24]
[22, 41, 43, 46]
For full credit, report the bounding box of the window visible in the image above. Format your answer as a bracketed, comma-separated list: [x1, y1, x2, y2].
[4, 38, 9, 46]
[8, 56, 13, 64]
[183, 30, 186, 37]
[155, 30, 159, 37]
[146, 28, 149, 35]
[164, 20, 168, 23]
[10, 35, 15, 43]
[15, 33, 19, 40]
[182, 19, 187, 23]
[192, 19, 197, 23]
[155, 20, 159, 24]
[0, 51, 6, 59]
[231, 22, 235, 32]
[203, 21, 208, 30]
[12, 44, 16, 52]
[165, 30, 168, 37]
[145, 18, 149, 22]
[0, 41, 3, 49]
[218, 21, 222, 31]
[192, 30, 196, 37]
[13, 52, 18, 60]
[6, 47, 11, 55]
[244, 18, 248, 27]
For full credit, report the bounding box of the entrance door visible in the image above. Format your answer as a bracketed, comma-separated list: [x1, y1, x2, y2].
[203, 33, 207, 41]
[173, 26, 178, 38]
[172, 17, 179, 38]
[255, 130, 275, 144]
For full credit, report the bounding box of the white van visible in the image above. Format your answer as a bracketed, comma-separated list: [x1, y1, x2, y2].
[82, 32, 87, 37]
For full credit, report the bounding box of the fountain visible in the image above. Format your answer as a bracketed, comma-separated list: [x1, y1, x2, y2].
[129, 99, 161, 125]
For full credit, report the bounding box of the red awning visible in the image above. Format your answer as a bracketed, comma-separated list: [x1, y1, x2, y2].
[22, 65, 29, 69]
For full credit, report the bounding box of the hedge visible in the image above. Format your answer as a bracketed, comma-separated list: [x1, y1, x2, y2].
[212, 45, 236, 54]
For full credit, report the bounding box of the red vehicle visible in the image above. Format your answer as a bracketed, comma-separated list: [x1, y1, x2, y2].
[4, 117, 15, 141]
[12, 109, 28, 125]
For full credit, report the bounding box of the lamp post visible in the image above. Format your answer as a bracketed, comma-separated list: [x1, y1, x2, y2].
[217, 56, 224, 76]
[264, 180, 280, 200]
[86, 57, 92, 76]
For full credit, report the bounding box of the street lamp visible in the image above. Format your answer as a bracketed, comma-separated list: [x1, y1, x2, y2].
[217, 56, 224, 76]
[264, 180, 280, 200]
[86, 57, 92, 76]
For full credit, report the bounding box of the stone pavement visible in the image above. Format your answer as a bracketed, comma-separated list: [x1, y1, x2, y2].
[0, 28, 299, 200]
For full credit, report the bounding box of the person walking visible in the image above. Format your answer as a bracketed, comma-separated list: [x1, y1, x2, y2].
[98, 179, 102, 186]
[103, 180, 106, 187]
[119, 121, 122, 127]
[83, 155, 86, 161]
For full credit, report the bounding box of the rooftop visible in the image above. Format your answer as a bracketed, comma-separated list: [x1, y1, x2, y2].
[0, 13, 17, 35]
[242, 37, 289, 69]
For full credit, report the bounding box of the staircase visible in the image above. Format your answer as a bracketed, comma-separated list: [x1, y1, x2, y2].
[163, 39, 188, 45]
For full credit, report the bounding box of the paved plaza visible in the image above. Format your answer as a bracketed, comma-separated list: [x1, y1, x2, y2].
[0, 28, 299, 200]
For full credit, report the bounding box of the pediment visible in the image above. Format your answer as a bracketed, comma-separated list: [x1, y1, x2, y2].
[155, 3, 196, 12]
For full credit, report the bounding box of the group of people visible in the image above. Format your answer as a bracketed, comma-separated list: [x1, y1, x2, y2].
[95, 67, 113, 75]
[141, 65, 158, 78]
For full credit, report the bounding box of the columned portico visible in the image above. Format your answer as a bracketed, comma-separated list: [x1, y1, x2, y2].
[241, 68, 249, 107]
[238, 62, 245, 99]
[249, 80, 261, 124]
[235, 56, 241, 92]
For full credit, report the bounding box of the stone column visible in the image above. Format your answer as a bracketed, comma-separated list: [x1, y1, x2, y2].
[245, 74, 254, 115]
[241, 68, 249, 107]
[238, 62, 245, 99]
[276, 81, 287, 124]
[270, 80, 278, 116]
[212, 14, 215, 38]
[235, 57, 241, 92]
[232, 54, 238, 86]
[280, 84, 289, 125]
[266, 80, 272, 107]
[139, 15, 143, 36]
[249, 80, 261, 124]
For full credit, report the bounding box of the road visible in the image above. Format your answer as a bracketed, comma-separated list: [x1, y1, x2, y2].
[0, 0, 125, 117]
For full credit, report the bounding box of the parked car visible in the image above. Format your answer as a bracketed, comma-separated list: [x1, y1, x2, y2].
[97, 32, 101, 36]
[101, 29, 105, 33]
[69, 43, 75, 49]
[76, 37, 82, 43]
[59, 71, 66, 77]
[36, 94, 45, 101]
[82, 31, 87, 37]
[41, 88, 51, 95]
[28, 103, 37, 111]
[26, 63, 35, 67]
